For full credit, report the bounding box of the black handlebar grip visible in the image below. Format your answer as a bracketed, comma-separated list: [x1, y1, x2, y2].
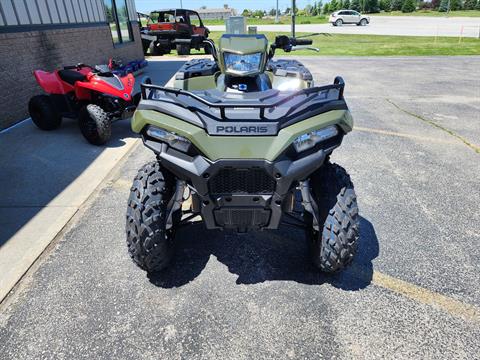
[294, 39, 313, 46]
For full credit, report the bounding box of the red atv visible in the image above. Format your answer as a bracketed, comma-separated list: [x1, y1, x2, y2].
[29, 63, 139, 145]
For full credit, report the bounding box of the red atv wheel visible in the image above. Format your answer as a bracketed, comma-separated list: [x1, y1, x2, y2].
[78, 104, 111, 145]
[28, 95, 62, 130]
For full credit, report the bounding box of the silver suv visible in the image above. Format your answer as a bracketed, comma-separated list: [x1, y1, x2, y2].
[329, 10, 370, 26]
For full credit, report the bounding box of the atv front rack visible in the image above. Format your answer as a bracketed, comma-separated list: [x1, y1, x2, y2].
[140, 76, 345, 120]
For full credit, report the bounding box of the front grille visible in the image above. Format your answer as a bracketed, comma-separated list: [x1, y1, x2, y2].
[209, 168, 276, 195]
[214, 208, 271, 230]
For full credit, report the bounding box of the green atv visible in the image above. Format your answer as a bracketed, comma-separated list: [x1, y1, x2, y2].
[126, 34, 360, 274]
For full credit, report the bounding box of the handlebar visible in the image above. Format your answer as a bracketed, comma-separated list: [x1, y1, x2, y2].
[292, 38, 313, 46]
[63, 63, 90, 70]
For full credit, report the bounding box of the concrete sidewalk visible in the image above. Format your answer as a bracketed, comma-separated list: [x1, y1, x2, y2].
[0, 59, 185, 302]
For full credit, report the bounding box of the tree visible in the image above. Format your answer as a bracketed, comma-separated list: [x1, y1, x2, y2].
[476, 0, 480, 10]
[305, 4, 313, 15]
[252, 9, 264, 18]
[366, 0, 380, 12]
[380, 0, 392, 10]
[464, 0, 477, 9]
[350, 0, 361, 11]
[323, 3, 330, 13]
[431, 0, 441, 9]
[241, 9, 251, 16]
[391, 0, 405, 10]
[312, 2, 318, 15]
[344, 0, 351, 9]
[317, 0, 324, 13]
[438, 0, 449, 11]
[268, 8, 277, 16]
[450, 0, 462, 10]
[330, 0, 339, 11]
[401, 0, 416, 12]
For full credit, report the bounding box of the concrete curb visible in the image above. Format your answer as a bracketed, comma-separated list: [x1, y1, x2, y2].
[0, 137, 140, 303]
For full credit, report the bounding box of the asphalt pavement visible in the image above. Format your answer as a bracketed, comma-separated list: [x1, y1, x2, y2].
[209, 16, 480, 38]
[0, 56, 479, 359]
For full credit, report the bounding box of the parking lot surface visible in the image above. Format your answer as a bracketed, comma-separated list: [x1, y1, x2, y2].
[209, 16, 480, 38]
[0, 56, 479, 359]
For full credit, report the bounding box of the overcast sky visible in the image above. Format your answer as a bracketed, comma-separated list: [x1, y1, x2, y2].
[135, 0, 319, 13]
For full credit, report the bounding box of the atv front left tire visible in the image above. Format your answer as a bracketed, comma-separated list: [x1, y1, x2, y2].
[28, 95, 62, 130]
[78, 104, 111, 145]
[308, 162, 360, 272]
[126, 162, 178, 273]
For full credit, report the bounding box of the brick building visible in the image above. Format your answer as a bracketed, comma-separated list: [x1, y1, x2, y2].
[0, 0, 144, 130]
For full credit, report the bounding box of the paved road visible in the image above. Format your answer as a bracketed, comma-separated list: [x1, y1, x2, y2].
[209, 16, 480, 37]
[1, 56, 479, 359]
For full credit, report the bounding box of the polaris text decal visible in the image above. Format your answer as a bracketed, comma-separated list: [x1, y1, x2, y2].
[208, 123, 278, 136]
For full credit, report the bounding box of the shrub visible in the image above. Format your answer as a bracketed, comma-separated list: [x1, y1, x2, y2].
[401, 0, 416, 12]
[391, 0, 405, 11]
[380, 0, 392, 11]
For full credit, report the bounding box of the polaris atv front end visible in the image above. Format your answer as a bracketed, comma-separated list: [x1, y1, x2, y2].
[133, 91, 352, 233]
[126, 34, 360, 275]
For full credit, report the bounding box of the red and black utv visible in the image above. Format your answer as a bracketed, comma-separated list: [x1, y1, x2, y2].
[138, 9, 210, 55]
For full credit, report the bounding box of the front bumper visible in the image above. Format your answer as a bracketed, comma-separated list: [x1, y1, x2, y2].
[144, 138, 338, 231]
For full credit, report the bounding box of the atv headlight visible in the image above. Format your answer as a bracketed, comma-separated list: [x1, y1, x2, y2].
[293, 126, 339, 153]
[146, 126, 191, 153]
[223, 52, 262, 76]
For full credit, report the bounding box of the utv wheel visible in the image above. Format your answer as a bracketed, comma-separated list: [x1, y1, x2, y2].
[28, 95, 62, 130]
[142, 40, 150, 55]
[78, 104, 111, 145]
[335, 19, 343, 26]
[308, 162, 360, 273]
[176, 44, 191, 55]
[126, 162, 178, 273]
[149, 41, 162, 56]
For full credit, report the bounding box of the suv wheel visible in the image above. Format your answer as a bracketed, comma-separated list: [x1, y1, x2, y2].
[360, 19, 368, 26]
[335, 19, 343, 26]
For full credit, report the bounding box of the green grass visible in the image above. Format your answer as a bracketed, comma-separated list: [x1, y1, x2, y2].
[371, 10, 480, 17]
[183, 32, 480, 56]
[202, 15, 328, 26]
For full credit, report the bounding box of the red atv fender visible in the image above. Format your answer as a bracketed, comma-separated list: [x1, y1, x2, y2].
[33, 69, 88, 94]
[74, 73, 135, 101]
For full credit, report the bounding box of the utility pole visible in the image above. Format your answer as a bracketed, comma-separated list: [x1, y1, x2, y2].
[180, 0, 183, 8]
[275, 0, 279, 23]
[292, 0, 296, 37]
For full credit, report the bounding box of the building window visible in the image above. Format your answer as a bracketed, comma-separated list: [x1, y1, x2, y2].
[104, 0, 133, 44]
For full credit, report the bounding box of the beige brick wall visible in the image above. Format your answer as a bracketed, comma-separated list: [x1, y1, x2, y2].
[0, 24, 144, 130]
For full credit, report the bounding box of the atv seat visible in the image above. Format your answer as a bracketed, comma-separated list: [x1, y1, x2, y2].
[58, 70, 86, 85]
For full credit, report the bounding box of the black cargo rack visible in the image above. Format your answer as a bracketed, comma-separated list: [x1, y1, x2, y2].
[140, 76, 345, 119]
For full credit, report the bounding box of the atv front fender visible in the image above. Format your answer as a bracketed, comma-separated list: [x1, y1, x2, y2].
[132, 108, 353, 162]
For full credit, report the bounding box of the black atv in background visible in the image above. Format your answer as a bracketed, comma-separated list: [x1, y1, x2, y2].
[138, 9, 210, 56]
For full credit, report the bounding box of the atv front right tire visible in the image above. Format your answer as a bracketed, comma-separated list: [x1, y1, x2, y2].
[308, 162, 360, 272]
[78, 104, 111, 145]
[28, 95, 62, 130]
[126, 162, 177, 273]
